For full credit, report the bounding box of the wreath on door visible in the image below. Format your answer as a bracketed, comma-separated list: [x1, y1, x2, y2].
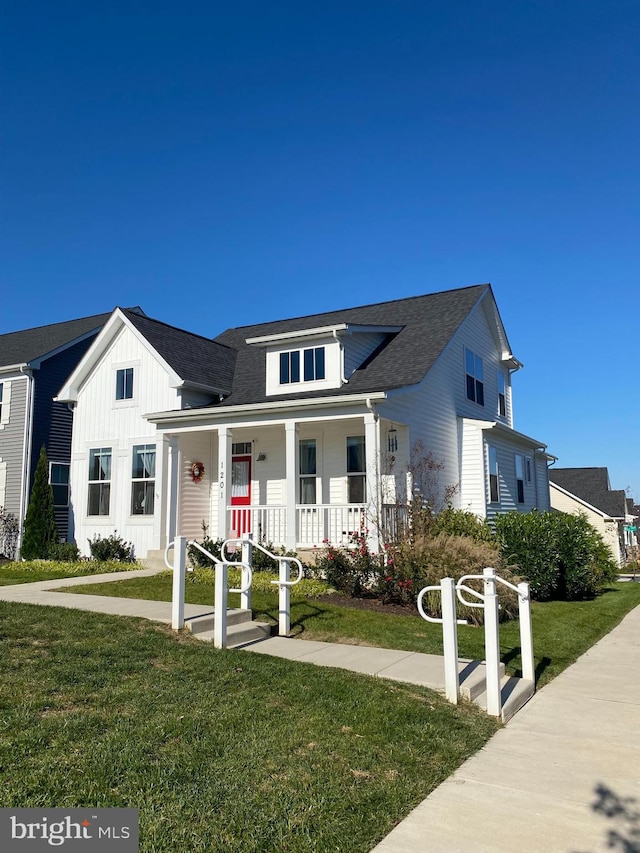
[190, 461, 205, 483]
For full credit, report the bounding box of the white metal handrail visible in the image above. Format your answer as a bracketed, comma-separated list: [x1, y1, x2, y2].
[221, 537, 304, 587]
[416, 567, 534, 719]
[189, 540, 253, 594]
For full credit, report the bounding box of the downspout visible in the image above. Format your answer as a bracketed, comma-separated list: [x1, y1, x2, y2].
[18, 365, 35, 555]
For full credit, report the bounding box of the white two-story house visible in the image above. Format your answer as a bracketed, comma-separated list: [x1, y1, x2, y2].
[57, 284, 553, 558]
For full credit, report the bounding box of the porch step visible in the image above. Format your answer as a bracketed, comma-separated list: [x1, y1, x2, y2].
[473, 675, 536, 723]
[458, 658, 506, 702]
[142, 550, 170, 572]
[184, 608, 273, 648]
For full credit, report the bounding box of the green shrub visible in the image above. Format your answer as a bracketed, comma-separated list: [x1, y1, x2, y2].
[494, 510, 617, 601]
[47, 542, 80, 562]
[184, 566, 328, 599]
[88, 531, 135, 562]
[431, 507, 495, 542]
[493, 510, 560, 600]
[21, 446, 59, 560]
[384, 533, 519, 624]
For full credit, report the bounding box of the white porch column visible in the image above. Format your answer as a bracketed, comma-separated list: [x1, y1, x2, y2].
[285, 420, 299, 552]
[364, 410, 381, 551]
[164, 436, 180, 546]
[217, 428, 232, 540]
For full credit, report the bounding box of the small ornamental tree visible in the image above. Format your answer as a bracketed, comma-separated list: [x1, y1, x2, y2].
[21, 445, 59, 560]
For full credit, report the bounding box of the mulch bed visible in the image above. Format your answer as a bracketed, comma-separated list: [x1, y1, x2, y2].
[312, 593, 420, 618]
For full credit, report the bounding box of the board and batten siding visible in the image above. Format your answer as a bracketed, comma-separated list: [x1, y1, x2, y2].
[69, 326, 180, 557]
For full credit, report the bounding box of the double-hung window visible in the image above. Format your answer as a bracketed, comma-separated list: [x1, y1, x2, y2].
[347, 436, 366, 503]
[131, 444, 156, 515]
[488, 446, 499, 504]
[299, 439, 317, 504]
[116, 367, 134, 400]
[498, 371, 507, 417]
[465, 348, 484, 406]
[515, 454, 525, 503]
[50, 463, 70, 508]
[88, 448, 112, 516]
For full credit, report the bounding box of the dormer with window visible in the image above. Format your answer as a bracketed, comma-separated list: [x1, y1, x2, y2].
[247, 323, 402, 396]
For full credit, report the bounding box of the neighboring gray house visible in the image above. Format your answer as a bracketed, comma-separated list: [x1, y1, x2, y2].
[549, 467, 635, 566]
[57, 284, 554, 559]
[0, 310, 143, 554]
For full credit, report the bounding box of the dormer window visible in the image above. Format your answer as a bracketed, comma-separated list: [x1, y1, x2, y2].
[279, 347, 325, 385]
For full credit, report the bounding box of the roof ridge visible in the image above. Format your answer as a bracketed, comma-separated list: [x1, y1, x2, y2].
[223, 283, 490, 333]
[120, 308, 236, 354]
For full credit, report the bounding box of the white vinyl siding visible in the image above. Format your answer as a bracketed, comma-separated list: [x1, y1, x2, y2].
[343, 332, 389, 378]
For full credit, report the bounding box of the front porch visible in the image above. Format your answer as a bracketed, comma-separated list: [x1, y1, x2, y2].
[157, 405, 410, 554]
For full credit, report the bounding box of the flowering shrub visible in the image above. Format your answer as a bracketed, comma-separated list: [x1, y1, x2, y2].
[313, 532, 383, 596]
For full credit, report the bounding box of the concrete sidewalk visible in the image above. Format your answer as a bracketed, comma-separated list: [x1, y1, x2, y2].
[0, 568, 218, 624]
[371, 603, 640, 853]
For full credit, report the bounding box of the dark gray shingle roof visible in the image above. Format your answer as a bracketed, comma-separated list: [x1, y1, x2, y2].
[0, 310, 132, 367]
[122, 309, 236, 393]
[212, 284, 489, 406]
[549, 467, 627, 518]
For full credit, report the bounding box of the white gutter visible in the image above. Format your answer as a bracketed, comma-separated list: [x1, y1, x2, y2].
[146, 391, 387, 424]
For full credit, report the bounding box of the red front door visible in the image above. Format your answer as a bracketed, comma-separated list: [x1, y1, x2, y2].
[230, 454, 251, 536]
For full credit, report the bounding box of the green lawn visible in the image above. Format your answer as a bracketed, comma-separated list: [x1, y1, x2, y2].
[0, 560, 143, 585]
[0, 602, 498, 853]
[58, 572, 640, 688]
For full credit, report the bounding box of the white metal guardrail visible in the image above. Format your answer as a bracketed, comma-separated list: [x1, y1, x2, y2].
[417, 567, 534, 718]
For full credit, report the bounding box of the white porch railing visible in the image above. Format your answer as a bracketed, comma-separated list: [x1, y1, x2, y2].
[226, 504, 368, 548]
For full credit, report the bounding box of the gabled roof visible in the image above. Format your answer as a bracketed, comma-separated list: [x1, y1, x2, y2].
[120, 310, 236, 393]
[0, 310, 141, 369]
[549, 467, 627, 519]
[212, 283, 502, 406]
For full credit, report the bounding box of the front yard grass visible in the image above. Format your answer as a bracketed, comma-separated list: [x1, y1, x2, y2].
[0, 601, 498, 853]
[0, 560, 143, 585]
[57, 572, 640, 688]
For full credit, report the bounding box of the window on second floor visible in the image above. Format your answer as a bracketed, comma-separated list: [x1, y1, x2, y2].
[116, 367, 134, 400]
[0, 381, 9, 426]
[465, 348, 484, 406]
[280, 347, 326, 385]
[498, 371, 507, 417]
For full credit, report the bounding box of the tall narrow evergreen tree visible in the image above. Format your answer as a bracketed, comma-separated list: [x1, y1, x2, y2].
[21, 445, 59, 560]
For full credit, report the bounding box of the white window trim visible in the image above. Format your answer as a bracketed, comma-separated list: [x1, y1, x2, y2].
[0, 380, 10, 428]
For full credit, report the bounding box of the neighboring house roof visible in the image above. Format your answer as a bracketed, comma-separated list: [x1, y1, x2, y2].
[0, 308, 145, 369]
[549, 468, 627, 519]
[120, 309, 236, 394]
[212, 283, 504, 407]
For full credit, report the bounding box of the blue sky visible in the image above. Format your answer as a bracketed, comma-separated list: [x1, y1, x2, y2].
[2, 1, 639, 498]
